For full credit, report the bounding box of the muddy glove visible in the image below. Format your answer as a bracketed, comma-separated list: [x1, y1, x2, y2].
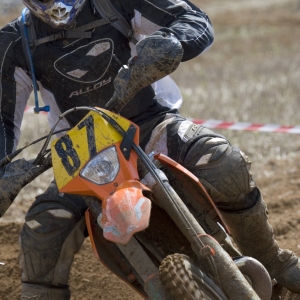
[0, 157, 51, 217]
[105, 31, 183, 113]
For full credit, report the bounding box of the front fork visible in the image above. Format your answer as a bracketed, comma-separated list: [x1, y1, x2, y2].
[140, 162, 261, 300]
[83, 195, 171, 300]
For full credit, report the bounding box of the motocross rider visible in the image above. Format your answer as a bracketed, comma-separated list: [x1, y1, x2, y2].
[0, 0, 299, 298]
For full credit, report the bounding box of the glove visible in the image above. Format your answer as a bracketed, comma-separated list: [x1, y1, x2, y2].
[105, 31, 183, 112]
[0, 157, 51, 217]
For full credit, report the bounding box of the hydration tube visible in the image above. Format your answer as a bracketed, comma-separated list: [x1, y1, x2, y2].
[21, 8, 50, 114]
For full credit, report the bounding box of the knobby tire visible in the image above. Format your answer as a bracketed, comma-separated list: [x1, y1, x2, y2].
[159, 253, 227, 300]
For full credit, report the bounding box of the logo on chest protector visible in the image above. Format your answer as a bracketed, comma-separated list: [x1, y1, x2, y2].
[54, 39, 114, 83]
[69, 76, 111, 98]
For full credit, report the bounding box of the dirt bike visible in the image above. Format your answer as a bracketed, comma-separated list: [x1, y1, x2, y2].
[1, 104, 298, 300]
[48, 105, 273, 300]
[0, 35, 298, 300]
[5, 103, 298, 300]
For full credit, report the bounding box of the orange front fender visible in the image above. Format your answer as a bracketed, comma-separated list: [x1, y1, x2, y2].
[101, 180, 152, 245]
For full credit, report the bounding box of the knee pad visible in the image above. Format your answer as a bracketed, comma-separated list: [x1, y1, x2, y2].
[181, 126, 256, 206]
[19, 182, 87, 286]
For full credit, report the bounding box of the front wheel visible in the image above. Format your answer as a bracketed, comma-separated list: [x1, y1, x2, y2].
[159, 253, 227, 300]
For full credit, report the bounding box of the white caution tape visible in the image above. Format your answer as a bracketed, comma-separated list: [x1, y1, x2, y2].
[24, 106, 300, 134]
[188, 119, 300, 134]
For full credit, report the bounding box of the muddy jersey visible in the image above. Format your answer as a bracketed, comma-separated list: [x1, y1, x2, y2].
[0, 0, 214, 159]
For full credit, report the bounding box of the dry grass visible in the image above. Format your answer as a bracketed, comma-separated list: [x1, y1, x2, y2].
[173, 0, 300, 161]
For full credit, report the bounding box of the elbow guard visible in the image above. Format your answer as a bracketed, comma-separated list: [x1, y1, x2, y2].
[106, 32, 183, 112]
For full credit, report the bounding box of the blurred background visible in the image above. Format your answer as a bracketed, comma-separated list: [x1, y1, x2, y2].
[0, 1, 300, 299]
[0, 0, 23, 19]
[1, 0, 299, 159]
[176, 0, 300, 162]
[0, 0, 298, 217]
[0, 0, 299, 220]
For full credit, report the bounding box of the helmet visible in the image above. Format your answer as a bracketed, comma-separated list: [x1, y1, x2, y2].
[22, 0, 87, 29]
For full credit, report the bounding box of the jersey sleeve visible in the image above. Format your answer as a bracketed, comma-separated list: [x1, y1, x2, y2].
[0, 20, 32, 160]
[131, 0, 214, 61]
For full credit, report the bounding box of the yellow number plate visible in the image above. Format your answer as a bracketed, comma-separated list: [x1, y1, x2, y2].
[51, 109, 131, 190]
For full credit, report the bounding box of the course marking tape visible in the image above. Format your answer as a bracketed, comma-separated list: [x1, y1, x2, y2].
[189, 119, 300, 134]
[24, 106, 300, 134]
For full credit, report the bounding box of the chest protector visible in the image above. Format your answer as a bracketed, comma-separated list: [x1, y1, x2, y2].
[20, 0, 136, 113]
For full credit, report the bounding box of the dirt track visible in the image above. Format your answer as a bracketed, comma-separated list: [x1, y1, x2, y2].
[1, 0, 300, 299]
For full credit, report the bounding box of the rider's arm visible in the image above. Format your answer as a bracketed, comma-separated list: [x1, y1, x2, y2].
[131, 0, 214, 61]
[0, 20, 33, 160]
[0, 20, 49, 218]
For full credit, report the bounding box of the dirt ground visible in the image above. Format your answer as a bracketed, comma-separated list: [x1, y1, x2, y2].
[1, 0, 300, 299]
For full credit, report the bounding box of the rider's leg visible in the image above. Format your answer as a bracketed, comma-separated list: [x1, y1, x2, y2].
[19, 181, 88, 300]
[143, 114, 300, 294]
[219, 189, 300, 294]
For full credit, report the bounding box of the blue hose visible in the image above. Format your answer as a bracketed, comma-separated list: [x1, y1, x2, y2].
[21, 8, 50, 114]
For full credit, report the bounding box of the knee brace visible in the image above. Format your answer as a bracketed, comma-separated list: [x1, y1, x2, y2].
[19, 181, 87, 286]
[145, 117, 257, 210]
[180, 124, 256, 208]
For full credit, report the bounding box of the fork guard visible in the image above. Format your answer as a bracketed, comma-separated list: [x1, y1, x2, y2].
[234, 256, 272, 300]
